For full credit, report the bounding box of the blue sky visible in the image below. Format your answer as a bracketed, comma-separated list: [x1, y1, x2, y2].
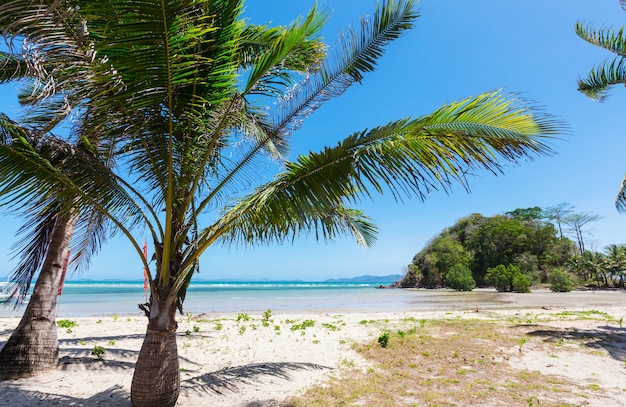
[1, 0, 626, 281]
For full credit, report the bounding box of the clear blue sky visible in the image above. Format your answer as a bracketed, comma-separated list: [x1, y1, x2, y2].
[1, 0, 626, 281]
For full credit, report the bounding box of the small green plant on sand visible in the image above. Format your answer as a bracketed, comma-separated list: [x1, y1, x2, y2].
[214, 322, 223, 331]
[518, 337, 528, 352]
[290, 319, 315, 331]
[91, 345, 105, 360]
[57, 319, 78, 328]
[262, 309, 272, 322]
[112, 314, 119, 322]
[378, 332, 390, 348]
[193, 325, 200, 333]
[237, 313, 250, 322]
[57, 319, 78, 333]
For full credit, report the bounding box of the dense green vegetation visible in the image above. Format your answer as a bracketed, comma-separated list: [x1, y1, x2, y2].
[400, 205, 626, 292]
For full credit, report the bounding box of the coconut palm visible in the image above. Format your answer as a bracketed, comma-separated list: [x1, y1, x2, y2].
[576, 0, 626, 210]
[0, 4, 127, 378]
[605, 244, 626, 287]
[0, 1, 565, 405]
[0, 0, 326, 381]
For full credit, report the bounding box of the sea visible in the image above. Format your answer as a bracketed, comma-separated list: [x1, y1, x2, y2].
[0, 280, 505, 318]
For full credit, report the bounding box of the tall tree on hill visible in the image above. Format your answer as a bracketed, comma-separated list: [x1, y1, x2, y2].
[543, 202, 575, 239]
[505, 207, 543, 222]
[0, 1, 564, 405]
[564, 212, 601, 253]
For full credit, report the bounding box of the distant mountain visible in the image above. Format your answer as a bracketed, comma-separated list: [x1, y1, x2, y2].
[323, 274, 402, 283]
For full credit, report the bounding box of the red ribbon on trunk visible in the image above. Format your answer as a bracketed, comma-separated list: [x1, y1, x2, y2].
[57, 250, 70, 296]
[143, 241, 149, 299]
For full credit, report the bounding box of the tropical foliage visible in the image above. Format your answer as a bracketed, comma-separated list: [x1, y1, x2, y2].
[549, 268, 575, 292]
[445, 263, 476, 291]
[402, 208, 576, 289]
[0, 1, 564, 405]
[485, 264, 530, 293]
[566, 244, 626, 288]
[402, 204, 622, 292]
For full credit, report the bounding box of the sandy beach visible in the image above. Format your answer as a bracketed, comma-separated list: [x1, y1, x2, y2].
[1, 289, 626, 406]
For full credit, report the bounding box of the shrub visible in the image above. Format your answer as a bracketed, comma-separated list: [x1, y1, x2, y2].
[445, 263, 476, 291]
[550, 269, 574, 292]
[485, 264, 530, 293]
[485, 264, 512, 292]
[512, 273, 530, 293]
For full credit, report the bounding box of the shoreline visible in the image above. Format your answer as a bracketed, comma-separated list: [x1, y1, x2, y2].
[1, 290, 626, 406]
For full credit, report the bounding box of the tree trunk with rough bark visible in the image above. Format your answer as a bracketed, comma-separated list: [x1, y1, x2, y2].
[0, 213, 77, 380]
[131, 291, 180, 407]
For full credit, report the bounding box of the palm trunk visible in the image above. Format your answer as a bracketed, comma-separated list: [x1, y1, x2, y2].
[131, 291, 180, 407]
[0, 213, 77, 380]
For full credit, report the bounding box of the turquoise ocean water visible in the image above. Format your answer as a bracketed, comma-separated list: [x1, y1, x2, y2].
[0, 280, 435, 317]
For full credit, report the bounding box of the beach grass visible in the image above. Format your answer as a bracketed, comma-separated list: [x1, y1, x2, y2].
[282, 316, 621, 407]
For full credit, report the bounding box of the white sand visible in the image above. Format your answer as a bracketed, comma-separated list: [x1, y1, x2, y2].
[0, 289, 625, 406]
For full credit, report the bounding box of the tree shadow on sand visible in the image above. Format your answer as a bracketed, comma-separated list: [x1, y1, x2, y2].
[0, 383, 130, 406]
[57, 346, 199, 371]
[525, 325, 626, 361]
[181, 362, 331, 396]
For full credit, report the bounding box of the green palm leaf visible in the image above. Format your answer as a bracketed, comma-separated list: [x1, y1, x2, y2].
[615, 174, 626, 213]
[577, 57, 626, 101]
[243, 3, 329, 95]
[191, 91, 559, 266]
[575, 22, 626, 57]
[268, 0, 418, 142]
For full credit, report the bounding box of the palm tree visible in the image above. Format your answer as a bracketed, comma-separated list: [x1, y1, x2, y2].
[0, 1, 565, 406]
[0, 5, 125, 379]
[581, 250, 608, 287]
[576, 0, 626, 211]
[605, 244, 626, 287]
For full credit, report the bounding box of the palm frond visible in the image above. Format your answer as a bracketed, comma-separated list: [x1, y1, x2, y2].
[70, 208, 112, 275]
[616, 173, 626, 213]
[6, 204, 58, 302]
[268, 0, 418, 147]
[184, 201, 378, 273]
[0, 51, 28, 82]
[577, 56, 626, 101]
[194, 91, 560, 255]
[240, 23, 327, 75]
[575, 22, 626, 57]
[0, 114, 145, 234]
[243, 3, 329, 95]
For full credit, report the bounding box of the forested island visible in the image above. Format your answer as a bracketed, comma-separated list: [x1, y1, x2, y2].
[398, 204, 625, 292]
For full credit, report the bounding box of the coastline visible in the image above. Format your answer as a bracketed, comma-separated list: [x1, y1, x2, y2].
[1, 289, 626, 406]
